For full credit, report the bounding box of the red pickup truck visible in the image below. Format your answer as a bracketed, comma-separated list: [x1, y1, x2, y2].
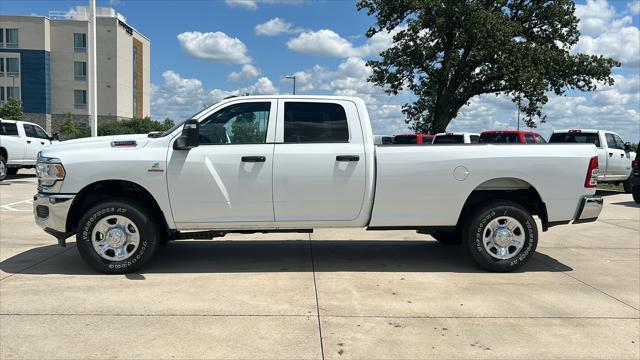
[479, 130, 546, 144]
[393, 134, 434, 144]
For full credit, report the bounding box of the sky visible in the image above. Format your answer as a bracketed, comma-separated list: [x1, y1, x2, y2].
[2, 0, 639, 142]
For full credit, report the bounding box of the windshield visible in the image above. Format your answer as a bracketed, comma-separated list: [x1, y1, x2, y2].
[479, 133, 519, 143]
[549, 132, 600, 147]
[433, 135, 464, 144]
[394, 135, 417, 144]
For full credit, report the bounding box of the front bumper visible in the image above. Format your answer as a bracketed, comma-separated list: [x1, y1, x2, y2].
[33, 193, 75, 246]
[574, 196, 603, 224]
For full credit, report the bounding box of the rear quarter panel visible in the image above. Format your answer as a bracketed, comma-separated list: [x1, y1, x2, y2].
[370, 144, 597, 227]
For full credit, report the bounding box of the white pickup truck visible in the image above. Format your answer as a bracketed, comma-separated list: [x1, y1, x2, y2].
[549, 129, 636, 192]
[33, 96, 603, 274]
[0, 119, 55, 180]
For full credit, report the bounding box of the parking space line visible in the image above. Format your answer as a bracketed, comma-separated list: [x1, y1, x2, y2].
[309, 233, 325, 360]
[0, 199, 33, 212]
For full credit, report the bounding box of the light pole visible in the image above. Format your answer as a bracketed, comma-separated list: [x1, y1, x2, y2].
[88, 0, 98, 137]
[285, 75, 296, 95]
[517, 97, 521, 131]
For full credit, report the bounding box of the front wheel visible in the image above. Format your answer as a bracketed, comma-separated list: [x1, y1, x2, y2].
[0, 155, 7, 181]
[633, 185, 640, 204]
[623, 178, 633, 194]
[465, 201, 538, 272]
[76, 200, 159, 274]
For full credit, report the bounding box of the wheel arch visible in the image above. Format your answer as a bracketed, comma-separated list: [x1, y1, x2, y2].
[66, 179, 170, 236]
[457, 177, 549, 231]
[0, 146, 7, 161]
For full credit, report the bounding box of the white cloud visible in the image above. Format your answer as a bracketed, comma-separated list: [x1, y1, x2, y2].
[228, 64, 261, 82]
[255, 17, 303, 36]
[629, 1, 640, 15]
[286, 27, 400, 58]
[177, 31, 252, 64]
[573, 0, 640, 67]
[152, 71, 279, 121]
[225, 0, 257, 10]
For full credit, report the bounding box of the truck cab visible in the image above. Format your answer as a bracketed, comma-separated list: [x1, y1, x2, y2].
[479, 130, 546, 144]
[549, 129, 635, 191]
[432, 132, 480, 144]
[393, 134, 434, 144]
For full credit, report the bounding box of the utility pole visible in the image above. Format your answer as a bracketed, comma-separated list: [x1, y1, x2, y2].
[517, 97, 521, 131]
[285, 75, 296, 95]
[89, 0, 98, 137]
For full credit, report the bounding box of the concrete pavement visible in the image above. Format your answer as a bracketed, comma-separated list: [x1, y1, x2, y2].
[0, 171, 638, 359]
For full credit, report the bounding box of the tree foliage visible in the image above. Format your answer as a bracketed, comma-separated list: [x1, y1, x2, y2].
[230, 112, 263, 143]
[357, 0, 620, 133]
[61, 117, 174, 139]
[0, 98, 23, 120]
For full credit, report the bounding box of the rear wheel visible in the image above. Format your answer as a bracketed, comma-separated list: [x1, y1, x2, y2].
[76, 200, 160, 274]
[464, 201, 538, 272]
[633, 186, 640, 204]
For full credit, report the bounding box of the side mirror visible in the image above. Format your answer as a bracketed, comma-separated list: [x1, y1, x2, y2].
[173, 119, 200, 150]
[624, 142, 632, 152]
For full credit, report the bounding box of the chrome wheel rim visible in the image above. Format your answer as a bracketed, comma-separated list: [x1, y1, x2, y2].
[91, 215, 140, 261]
[0, 160, 6, 179]
[482, 216, 526, 260]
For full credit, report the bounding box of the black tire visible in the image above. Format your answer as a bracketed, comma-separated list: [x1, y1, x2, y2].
[6, 168, 18, 176]
[633, 186, 640, 204]
[431, 230, 462, 245]
[623, 178, 633, 194]
[0, 155, 6, 181]
[465, 201, 538, 272]
[76, 200, 159, 274]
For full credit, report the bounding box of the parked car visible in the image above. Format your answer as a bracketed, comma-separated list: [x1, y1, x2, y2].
[549, 129, 635, 193]
[479, 130, 546, 144]
[34, 95, 602, 274]
[373, 134, 394, 145]
[0, 119, 56, 180]
[631, 151, 640, 203]
[393, 133, 434, 144]
[433, 132, 480, 144]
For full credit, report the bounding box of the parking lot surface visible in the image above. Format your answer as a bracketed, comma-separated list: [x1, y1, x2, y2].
[1, 171, 639, 359]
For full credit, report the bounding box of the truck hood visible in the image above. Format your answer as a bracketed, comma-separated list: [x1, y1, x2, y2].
[41, 134, 152, 157]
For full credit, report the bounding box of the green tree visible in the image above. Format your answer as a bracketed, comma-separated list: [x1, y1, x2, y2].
[0, 98, 23, 120]
[98, 117, 174, 136]
[357, 0, 620, 133]
[60, 112, 79, 140]
[230, 112, 262, 143]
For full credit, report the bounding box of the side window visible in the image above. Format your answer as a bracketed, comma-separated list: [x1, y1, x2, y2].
[0, 122, 18, 136]
[524, 134, 535, 143]
[284, 102, 349, 143]
[614, 134, 626, 150]
[23, 124, 36, 137]
[199, 102, 270, 145]
[605, 133, 617, 149]
[535, 135, 546, 143]
[470, 135, 479, 143]
[33, 125, 50, 139]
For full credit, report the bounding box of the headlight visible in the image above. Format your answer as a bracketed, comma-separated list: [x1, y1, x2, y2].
[36, 156, 66, 186]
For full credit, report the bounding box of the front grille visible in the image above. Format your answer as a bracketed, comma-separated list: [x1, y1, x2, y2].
[36, 205, 49, 219]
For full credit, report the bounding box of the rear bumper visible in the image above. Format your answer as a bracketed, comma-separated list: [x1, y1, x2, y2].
[33, 193, 75, 245]
[573, 196, 603, 224]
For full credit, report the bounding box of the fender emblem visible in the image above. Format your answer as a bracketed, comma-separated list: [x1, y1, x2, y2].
[147, 163, 164, 172]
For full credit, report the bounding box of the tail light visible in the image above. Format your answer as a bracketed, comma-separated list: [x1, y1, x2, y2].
[633, 159, 639, 171]
[585, 156, 599, 188]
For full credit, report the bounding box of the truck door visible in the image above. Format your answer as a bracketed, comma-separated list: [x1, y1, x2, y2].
[167, 100, 276, 224]
[22, 124, 50, 164]
[273, 100, 366, 222]
[604, 133, 626, 180]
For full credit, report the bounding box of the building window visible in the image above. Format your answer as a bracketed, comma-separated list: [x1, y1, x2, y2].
[0, 58, 4, 77]
[0, 87, 4, 104]
[74, 33, 87, 52]
[74, 89, 87, 108]
[0, 28, 4, 47]
[74, 61, 87, 81]
[6, 86, 20, 101]
[6, 58, 19, 77]
[5, 29, 18, 48]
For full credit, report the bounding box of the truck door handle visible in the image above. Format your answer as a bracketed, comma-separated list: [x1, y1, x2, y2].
[40, 141, 45, 145]
[26, 140, 31, 144]
[621, 154, 625, 158]
[241, 156, 266, 162]
[609, 152, 613, 157]
[336, 155, 360, 162]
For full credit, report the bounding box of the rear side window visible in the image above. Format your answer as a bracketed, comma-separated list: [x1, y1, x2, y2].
[394, 135, 417, 144]
[535, 135, 546, 143]
[479, 133, 519, 143]
[433, 135, 464, 144]
[284, 102, 348, 143]
[549, 132, 601, 148]
[0, 122, 18, 136]
[470, 135, 479, 143]
[524, 134, 535, 143]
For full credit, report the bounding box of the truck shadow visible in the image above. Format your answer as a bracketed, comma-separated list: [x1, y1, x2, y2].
[0, 240, 572, 275]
